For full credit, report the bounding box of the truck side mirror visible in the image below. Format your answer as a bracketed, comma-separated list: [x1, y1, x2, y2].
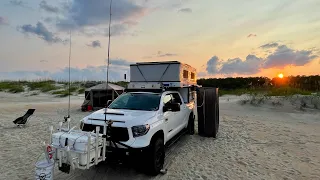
[163, 102, 180, 112]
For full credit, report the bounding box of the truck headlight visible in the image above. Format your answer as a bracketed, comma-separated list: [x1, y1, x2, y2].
[132, 124, 150, 137]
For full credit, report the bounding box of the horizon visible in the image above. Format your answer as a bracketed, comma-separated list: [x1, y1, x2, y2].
[0, 0, 319, 81]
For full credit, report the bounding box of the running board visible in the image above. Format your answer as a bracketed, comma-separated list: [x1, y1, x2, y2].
[165, 129, 187, 149]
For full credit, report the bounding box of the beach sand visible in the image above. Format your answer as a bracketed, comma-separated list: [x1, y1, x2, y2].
[0, 92, 319, 180]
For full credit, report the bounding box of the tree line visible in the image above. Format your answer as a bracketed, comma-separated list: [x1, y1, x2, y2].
[197, 75, 320, 91]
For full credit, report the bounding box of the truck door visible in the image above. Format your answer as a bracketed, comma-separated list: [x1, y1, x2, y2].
[171, 92, 187, 129]
[162, 94, 177, 140]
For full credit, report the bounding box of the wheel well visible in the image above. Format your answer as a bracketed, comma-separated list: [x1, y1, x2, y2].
[150, 130, 164, 144]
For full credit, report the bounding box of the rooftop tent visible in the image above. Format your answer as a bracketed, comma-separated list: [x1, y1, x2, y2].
[81, 83, 125, 111]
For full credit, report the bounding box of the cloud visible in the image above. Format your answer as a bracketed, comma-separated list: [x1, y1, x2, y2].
[109, 59, 133, 66]
[142, 51, 179, 59]
[9, 0, 33, 9]
[259, 42, 279, 49]
[220, 55, 263, 75]
[205, 44, 318, 75]
[0, 16, 9, 25]
[43, 17, 54, 23]
[39, 0, 60, 13]
[87, 40, 101, 48]
[263, 45, 318, 69]
[247, 34, 257, 38]
[56, 0, 148, 32]
[178, 8, 192, 13]
[206, 56, 220, 74]
[157, 51, 178, 57]
[0, 59, 133, 81]
[17, 22, 65, 44]
[9, 0, 24, 6]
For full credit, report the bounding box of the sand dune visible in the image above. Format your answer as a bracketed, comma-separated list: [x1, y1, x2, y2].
[0, 92, 319, 180]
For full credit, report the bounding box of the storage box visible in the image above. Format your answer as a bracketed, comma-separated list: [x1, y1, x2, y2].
[51, 130, 102, 166]
[129, 61, 197, 87]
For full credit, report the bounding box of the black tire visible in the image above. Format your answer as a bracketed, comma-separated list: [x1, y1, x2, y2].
[186, 114, 195, 135]
[213, 89, 219, 138]
[215, 95, 219, 137]
[145, 137, 165, 176]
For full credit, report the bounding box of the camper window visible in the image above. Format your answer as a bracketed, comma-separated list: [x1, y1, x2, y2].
[191, 72, 195, 80]
[183, 70, 188, 78]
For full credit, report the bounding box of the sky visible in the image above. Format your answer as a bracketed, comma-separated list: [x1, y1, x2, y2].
[0, 0, 319, 81]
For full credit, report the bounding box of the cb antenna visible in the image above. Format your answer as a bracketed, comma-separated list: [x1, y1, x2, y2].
[68, 30, 72, 118]
[64, 29, 72, 124]
[104, 0, 113, 116]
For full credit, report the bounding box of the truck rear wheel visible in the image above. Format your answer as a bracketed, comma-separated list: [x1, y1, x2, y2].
[145, 137, 165, 176]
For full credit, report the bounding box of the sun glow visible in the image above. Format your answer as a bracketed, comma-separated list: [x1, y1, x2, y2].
[278, 73, 284, 78]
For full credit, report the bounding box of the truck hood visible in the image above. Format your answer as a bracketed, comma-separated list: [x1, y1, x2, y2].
[82, 108, 157, 127]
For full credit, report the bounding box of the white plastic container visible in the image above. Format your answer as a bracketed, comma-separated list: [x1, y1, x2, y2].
[51, 130, 102, 166]
[35, 155, 54, 180]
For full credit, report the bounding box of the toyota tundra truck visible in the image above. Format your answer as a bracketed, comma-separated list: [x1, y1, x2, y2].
[80, 61, 198, 175]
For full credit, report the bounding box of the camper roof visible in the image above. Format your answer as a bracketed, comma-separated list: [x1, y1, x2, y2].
[130, 61, 181, 66]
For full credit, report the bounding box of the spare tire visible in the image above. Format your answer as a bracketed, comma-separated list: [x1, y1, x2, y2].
[197, 88, 219, 138]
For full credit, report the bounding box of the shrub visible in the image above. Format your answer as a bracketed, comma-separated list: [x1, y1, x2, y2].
[0, 82, 24, 93]
[78, 88, 85, 94]
[27, 81, 58, 92]
[52, 90, 71, 97]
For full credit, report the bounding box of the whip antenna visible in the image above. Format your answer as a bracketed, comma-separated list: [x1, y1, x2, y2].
[64, 29, 72, 124]
[68, 30, 72, 118]
[105, 0, 113, 117]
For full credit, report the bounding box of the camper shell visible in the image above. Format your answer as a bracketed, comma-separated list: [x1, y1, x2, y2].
[129, 61, 197, 88]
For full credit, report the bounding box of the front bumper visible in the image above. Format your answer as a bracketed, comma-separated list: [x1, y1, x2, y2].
[106, 144, 149, 155]
[82, 123, 152, 149]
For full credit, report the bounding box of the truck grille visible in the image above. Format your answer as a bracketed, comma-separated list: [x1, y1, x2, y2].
[82, 124, 129, 142]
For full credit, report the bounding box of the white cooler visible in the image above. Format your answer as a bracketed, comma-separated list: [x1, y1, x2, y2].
[51, 130, 102, 166]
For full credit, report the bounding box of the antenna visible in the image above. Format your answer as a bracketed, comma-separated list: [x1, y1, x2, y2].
[68, 30, 72, 118]
[104, 0, 112, 118]
[64, 29, 72, 125]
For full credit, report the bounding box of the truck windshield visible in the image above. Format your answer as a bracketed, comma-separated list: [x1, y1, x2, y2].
[108, 93, 161, 111]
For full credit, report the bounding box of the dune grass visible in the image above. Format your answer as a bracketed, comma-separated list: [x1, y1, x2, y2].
[266, 87, 312, 96]
[219, 86, 314, 97]
[0, 81, 24, 93]
[52, 90, 71, 97]
[27, 80, 58, 92]
[78, 88, 85, 94]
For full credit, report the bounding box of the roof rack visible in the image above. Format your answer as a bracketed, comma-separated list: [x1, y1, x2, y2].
[130, 61, 180, 66]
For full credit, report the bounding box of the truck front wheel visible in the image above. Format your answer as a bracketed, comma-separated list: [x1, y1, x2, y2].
[145, 137, 165, 175]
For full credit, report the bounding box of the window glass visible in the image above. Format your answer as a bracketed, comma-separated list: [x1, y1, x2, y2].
[191, 72, 195, 79]
[108, 93, 161, 111]
[183, 70, 188, 78]
[171, 93, 182, 104]
[163, 94, 172, 105]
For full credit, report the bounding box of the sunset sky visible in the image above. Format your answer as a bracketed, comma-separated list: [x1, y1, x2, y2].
[0, 0, 319, 81]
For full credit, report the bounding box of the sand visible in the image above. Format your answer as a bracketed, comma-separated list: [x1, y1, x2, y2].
[0, 92, 319, 180]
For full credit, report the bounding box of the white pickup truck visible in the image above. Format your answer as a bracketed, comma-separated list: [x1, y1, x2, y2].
[80, 88, 196, 175]
[47, 61, 199, 176]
